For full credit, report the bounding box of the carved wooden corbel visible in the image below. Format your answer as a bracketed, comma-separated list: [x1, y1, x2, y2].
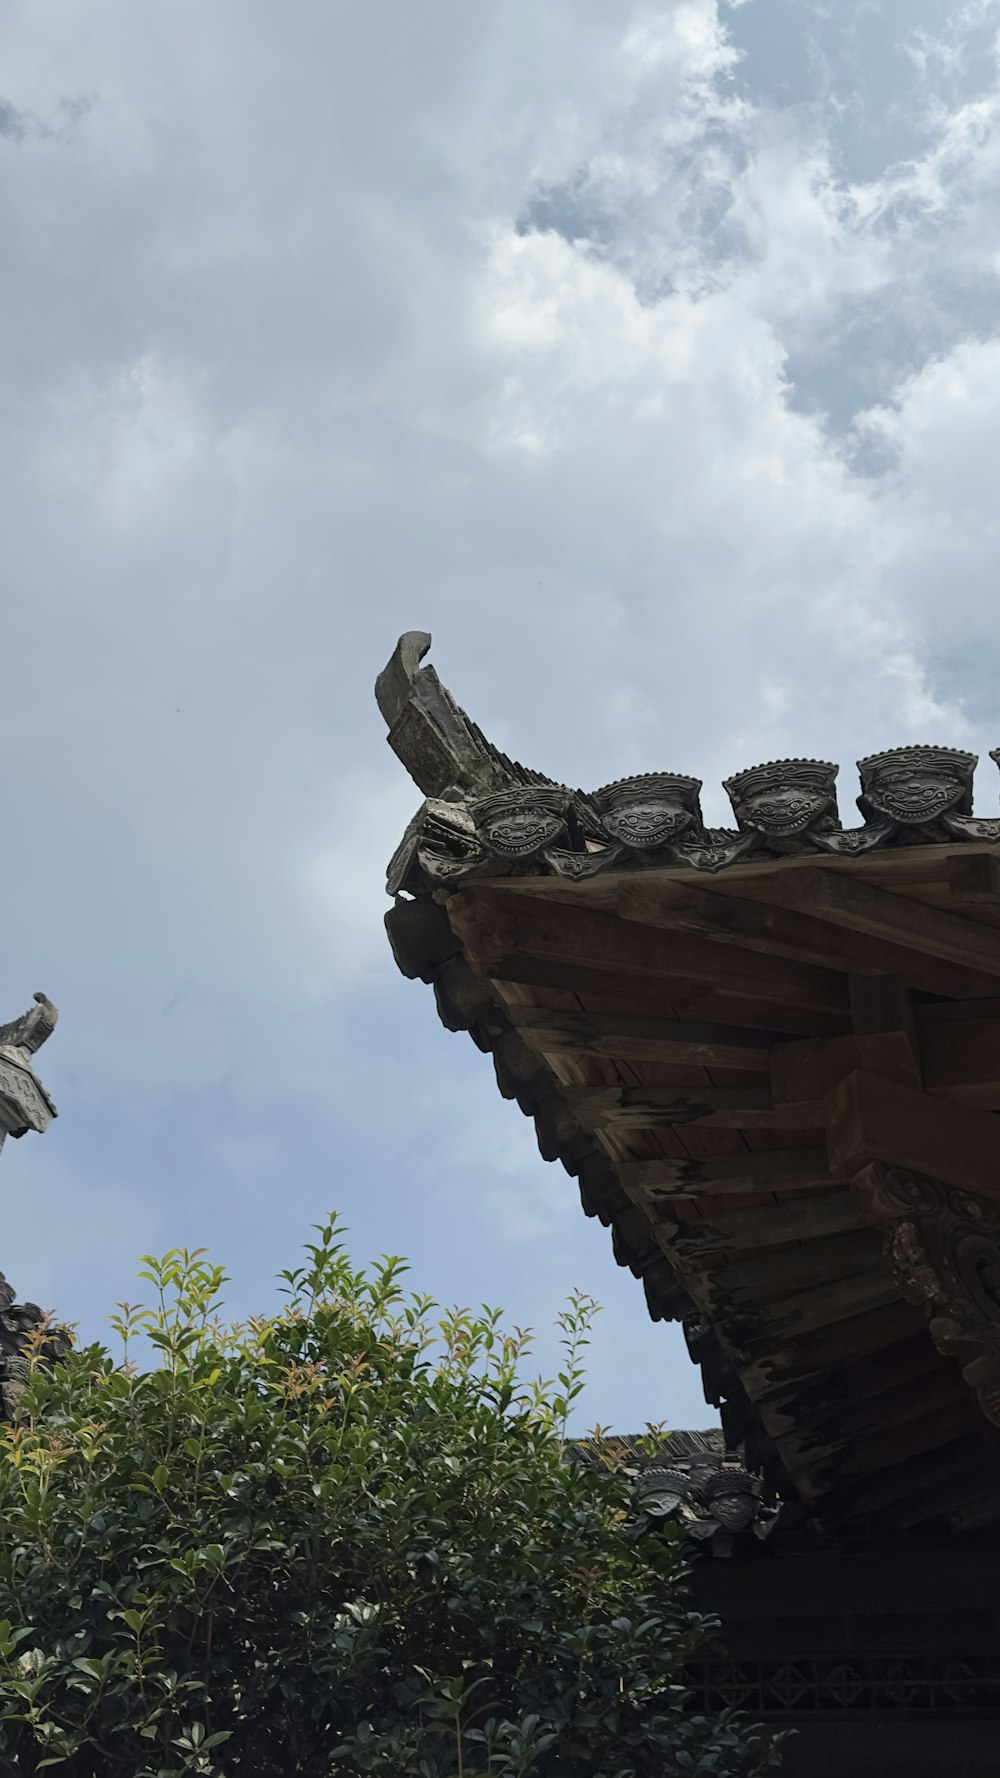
[850, 1161, 1000, 1430]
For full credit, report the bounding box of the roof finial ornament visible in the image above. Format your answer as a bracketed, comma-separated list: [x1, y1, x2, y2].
[0, 993, 58, 1138]
[0, 992, 58, 1059]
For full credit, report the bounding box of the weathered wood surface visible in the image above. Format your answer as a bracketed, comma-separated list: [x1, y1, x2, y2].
[618, 1147, 842, 1196]
[827, 1070, 1000, 1202]
[562, 1085, 824, 1132]
[657, 1194, 866, 1264]
[771, 1019, 1000, 1110]
[506, 1005, 772, 1070]
[613, 876, 1000, 1000]
[710, 866, 1000, 985]
[391, 835, 1000, 1530]
[447, 887, 851, 1023]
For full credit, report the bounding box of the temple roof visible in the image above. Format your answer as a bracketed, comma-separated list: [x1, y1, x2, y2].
[379, 634, 1000, 1536]
[0, 994, 62, 1417]
[571, 1428, 782, 1548]
[0, 993, 57, 1138]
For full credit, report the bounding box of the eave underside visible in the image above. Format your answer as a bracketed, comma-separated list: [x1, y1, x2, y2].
[388, 843, 1000, 1534]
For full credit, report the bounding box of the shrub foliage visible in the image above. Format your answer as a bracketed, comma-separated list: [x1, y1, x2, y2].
[0, 1219, 781, 1776]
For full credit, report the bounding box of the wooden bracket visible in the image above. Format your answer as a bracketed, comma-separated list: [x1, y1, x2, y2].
[850, 1159, 1000, 1431]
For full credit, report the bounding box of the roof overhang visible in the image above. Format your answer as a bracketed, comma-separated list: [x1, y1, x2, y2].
[379, 634, 1000, 1534]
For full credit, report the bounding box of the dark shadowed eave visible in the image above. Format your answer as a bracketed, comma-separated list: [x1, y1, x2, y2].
[377, 633, 1000, 1536]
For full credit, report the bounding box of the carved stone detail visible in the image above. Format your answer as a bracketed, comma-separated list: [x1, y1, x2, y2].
[377, 636, 1000, 893]
[942, 814, 1000, 841]
[593, 773, 703, 856]
[0, 993, 58, 1059]
[671, 828, 760, 872]
[0, 1278, 71, 1418]
[723, 758, 840, 854]
[851, 1161, 1000, 1429]
[386, 798, 488, 897]
[542, 846, 621, 880]
[857, 745, 976, 838]
[944, 747, 1000, 840]
[0, 994, 58, 1136]
[809, 817, 896, 856]
[574, 1434, 782, 1543]
[470, 786, 571, 861]
[0, 999, 63, 1418]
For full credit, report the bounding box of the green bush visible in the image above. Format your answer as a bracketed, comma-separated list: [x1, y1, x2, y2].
[0, 1217, 781, 1776]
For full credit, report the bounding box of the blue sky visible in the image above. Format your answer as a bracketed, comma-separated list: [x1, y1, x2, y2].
[3, 0, 1000, 1432]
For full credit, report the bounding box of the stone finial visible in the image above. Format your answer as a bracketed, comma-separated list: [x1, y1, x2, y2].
[0, 993, 58, 1140]
[0, 992, 58, 1059]
[0, 993, 64, 1417]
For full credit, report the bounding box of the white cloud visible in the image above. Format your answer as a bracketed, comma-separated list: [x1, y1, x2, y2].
[303, 772, 424, 981]
[4, 0, 1000, 1430]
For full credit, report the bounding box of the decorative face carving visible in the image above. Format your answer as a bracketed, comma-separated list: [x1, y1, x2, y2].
[723, 759, 839, 847]
[947, 749, 1000, 839]
[857, 746, 976, 829]
[386, 798, 486, 896]
[470, 786, 570, 860]
[703, 1468, 761, 1531]
[593, 774, 703, 854]
[633, 1468, 693, 1519]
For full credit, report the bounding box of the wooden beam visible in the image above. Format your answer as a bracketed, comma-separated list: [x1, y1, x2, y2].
[724, 866, 1000, 985]
[447, 887, 850, 1024]
[738, 1301, 926, 1395]
[848, 973, 921, 1086]
[917, 995, 1000, 1027]
[505, 1005, 772, 1071]
[726, 1262, 899, 1343]
[773, 1017, 1000, 1111]
[563, 1085, 825, 1133]
[947, 852, 1000, 905]
[826, 1070, 1000, 1204]
[658, 1193, 866, 1265]
[772, 1368, 969, 1488]
[703, 1229, 881, 1304]
[808, 1396, 980, 1484]
[814, 1432, 989, 1523]
[920, 1017, 1000, 1108]
[746, 1330, 942, 1413]
[618, 1146, 843, 1197]
[615, 876, 1000, 1001]
[771, 1035, 860, 1106]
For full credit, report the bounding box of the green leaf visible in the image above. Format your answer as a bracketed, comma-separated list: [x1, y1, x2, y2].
[0, 1222, 775, 1778]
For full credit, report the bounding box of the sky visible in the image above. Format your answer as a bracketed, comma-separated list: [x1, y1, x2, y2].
[2, 0, 1000, 1433]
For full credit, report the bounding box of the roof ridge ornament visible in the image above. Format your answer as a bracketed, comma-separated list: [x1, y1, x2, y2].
[0, 993, 58, 1138]
[593, 770, 703, 798]
[470, 785, 572, 861]
[857, 744, 977, 836]
[723, 757, 840, 852]
[0, 992, 58, 1059]
[376, 634, 1000, 893]
[593, 773, 705, 855]
[376, 632, 556, 800]
[945, 748, 1000, 841]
